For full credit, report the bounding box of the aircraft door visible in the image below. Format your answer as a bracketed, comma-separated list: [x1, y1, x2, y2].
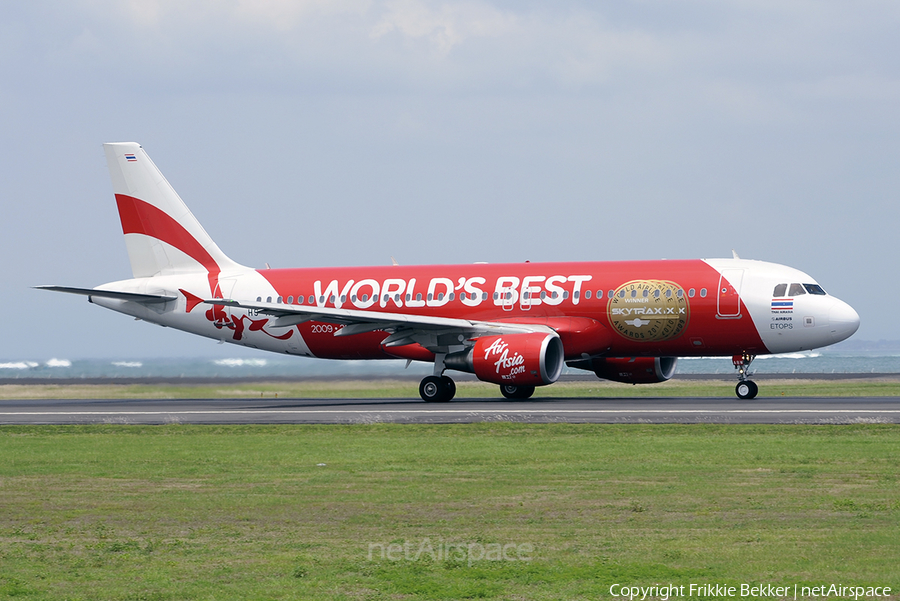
[520, 288, 532, 311]
[717, 269, 744, 318]
[213, 278, 237, 326]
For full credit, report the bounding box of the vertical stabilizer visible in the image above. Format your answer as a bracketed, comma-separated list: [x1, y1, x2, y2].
[103, 142, 246, 293]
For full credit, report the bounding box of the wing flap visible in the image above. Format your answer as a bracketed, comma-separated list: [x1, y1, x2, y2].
[205, 298, 552, 354]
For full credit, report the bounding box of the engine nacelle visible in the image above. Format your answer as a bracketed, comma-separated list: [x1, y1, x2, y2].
[444, 333, 564, 386]
[591, 357, 677, 384]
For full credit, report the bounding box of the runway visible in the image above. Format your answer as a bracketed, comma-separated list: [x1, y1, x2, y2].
[2, 396, 900, 424]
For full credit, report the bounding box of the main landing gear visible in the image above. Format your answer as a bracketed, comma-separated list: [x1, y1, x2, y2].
[419, 375, 456, 402]
[418, 377, 537, 402]
[500, 384, 535, 400]
[732, 353, 758, 399]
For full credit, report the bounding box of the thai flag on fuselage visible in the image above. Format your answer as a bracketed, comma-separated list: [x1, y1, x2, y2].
[771, 298, 793, 310]
[125, 154, 137, 162]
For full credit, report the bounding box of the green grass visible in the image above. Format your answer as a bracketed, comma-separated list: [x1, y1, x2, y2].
[0, 424, 898, 599]
[3, 377, 900, 400]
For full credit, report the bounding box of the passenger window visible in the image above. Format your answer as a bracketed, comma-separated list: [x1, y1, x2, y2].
[585, 290, 591, 300]
[700, 288, 707, 298]
[287, 296, 293, 304]
[789, 283, 806, 296]
[688, 288, 695, 298]
[803, 284, 827, 295]
[773, 283, 787, 297]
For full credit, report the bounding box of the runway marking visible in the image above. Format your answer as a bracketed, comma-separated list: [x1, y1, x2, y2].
[2, 409, 900, 416]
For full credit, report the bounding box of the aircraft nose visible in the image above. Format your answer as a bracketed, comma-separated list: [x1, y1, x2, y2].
[829, 299, 860, 343]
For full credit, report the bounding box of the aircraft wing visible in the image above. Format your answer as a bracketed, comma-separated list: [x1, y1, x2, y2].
[35, 286, 177, 304]
[206, 298, 553, 353]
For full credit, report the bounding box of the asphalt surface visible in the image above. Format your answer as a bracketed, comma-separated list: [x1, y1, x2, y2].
[2, 396, 900, 424]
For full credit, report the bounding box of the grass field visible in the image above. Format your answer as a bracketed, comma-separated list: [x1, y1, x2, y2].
[3, 377, 900, 400]
[1, 423, 898, 600]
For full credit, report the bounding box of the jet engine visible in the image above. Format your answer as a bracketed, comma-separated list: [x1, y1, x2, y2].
[445, 333, 564, 386]
[590, 357, 678, 383]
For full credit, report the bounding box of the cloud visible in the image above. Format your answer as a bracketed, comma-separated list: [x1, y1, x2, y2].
[370, 0, 516, 56]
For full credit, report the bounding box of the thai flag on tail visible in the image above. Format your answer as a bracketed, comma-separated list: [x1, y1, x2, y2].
[125, 154, 137, 162]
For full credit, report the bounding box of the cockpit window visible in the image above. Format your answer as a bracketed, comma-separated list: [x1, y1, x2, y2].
[803, 283, 827, 295]
[788, 283, 806, 296]
[773, 283, 787, 297]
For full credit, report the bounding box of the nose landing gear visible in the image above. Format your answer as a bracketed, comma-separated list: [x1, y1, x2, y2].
[732, 353, 758, 399]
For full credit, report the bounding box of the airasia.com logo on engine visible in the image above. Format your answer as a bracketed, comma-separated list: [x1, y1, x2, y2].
[483, 338, 526, 379]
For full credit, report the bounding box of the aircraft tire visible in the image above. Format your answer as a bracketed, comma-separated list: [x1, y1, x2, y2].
[441, 376, 456, 401]
[420, 376, 453, 402]
[500, 384, 535, 400]
[735, 380, 758, 400]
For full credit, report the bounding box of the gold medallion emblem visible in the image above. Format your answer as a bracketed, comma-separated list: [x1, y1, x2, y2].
[607, 280, 690, 342]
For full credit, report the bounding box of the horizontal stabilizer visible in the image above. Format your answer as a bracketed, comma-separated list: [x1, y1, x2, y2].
[35, 286, 177, 304]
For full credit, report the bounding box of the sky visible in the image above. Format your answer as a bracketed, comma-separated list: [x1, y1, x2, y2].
[2, 0, 898, 360]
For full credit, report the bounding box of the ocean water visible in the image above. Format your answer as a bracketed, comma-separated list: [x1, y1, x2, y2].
[2, 349, 899, 380]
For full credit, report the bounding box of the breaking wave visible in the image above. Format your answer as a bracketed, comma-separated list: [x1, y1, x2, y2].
[213, 358, 268, 368]
[0, 361, 40, 370]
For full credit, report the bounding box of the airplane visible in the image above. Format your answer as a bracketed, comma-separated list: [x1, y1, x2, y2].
[37, 142, 860, 401]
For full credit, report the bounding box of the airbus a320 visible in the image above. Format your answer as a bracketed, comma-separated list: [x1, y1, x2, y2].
[38, 143, 860, 401]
